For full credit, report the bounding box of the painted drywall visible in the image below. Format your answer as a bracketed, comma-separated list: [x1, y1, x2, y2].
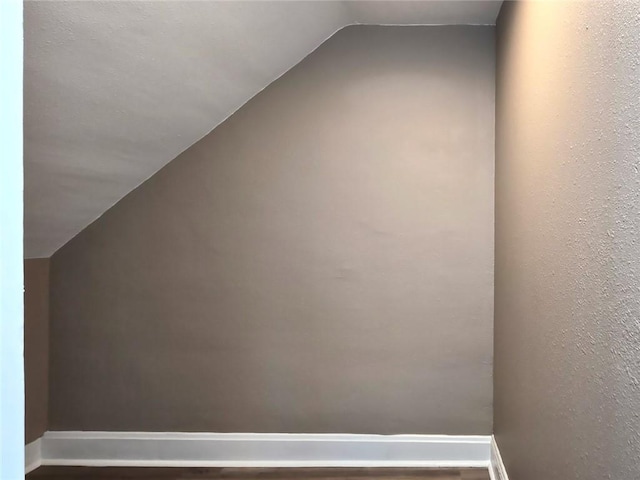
[23, 0, 348, 259]
[24, 0, 502, 258]
[494, 1, 640, 479]
[24, 258, 50, 443]
[0, 0, 25, 475]
[50, 26, 495, 434]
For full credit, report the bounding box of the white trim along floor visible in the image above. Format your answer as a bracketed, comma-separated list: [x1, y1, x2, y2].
[26, 432, 508, 478]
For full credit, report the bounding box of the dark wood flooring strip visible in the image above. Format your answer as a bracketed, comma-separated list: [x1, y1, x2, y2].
[27, 467, 490, 480]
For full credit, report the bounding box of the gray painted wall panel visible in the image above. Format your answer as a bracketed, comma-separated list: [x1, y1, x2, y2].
[25, 258, 50, 443]
[50, 26, 495, 434]
[495, 1, 640, 478]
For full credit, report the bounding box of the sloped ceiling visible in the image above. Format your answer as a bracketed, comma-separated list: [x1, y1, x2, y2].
[24, 0, 502, 258]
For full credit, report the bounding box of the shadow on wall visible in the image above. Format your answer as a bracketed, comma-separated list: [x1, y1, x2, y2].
[24, 258, 50, 444]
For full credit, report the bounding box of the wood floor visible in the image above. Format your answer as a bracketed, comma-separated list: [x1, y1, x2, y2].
[27, 467, 490, 480]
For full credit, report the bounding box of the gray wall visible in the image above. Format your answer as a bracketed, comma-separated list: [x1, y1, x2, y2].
[24, 258, 50, 443]
[495, 1, 640, 478]
[50, 26, 495, 434]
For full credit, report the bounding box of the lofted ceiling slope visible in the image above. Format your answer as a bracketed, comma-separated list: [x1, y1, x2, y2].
[24, 0, 502, 258]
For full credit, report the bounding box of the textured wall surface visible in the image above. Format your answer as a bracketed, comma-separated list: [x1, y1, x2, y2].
[24, 258, 50, 443]
[50, 26, 495, 434]
[495, 1, 640, 479]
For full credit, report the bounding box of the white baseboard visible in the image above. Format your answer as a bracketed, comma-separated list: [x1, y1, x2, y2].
[32, 431, 491, 469]
[25, 438, 42, 474]
[488, 436, 509, 480]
